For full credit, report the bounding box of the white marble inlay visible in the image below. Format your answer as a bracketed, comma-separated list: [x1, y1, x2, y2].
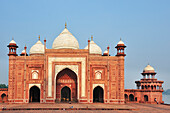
[48, 57, 86, 97]
[93, 84, 104, 90]
[32, 70, 39, 79]
[29, 83, 41, 89]
[95, 70, 102, 79]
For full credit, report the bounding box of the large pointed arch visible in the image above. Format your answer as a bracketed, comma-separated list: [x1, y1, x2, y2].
[55, 68, 77, 102]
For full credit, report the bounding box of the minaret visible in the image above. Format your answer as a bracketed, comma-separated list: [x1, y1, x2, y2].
[7, 38, 18, 56]
[115, 38, 126, 56]
[7, 38, 18, 103]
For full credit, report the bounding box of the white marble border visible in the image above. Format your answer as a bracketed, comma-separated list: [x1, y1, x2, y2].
[29, 83, 41, 89]
[93, 84, 104, 90]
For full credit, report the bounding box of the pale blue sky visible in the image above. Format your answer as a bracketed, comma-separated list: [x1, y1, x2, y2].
[0, 0, 170, 89]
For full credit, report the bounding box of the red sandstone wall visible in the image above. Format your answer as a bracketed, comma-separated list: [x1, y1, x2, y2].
[8, 49, 125, 104]
[8, 55, 44, 103]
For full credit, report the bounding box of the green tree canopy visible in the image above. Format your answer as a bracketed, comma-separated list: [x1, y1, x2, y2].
[0, 84, 8, 88]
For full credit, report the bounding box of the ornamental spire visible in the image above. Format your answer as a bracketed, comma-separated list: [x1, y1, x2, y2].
[91, 35, 93, 41]
[38, 35, 40, 40]
[65, 22, 67, 28]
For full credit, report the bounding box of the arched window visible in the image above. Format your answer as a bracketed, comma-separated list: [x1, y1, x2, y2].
[144, 95, 148, 102]
[32, 71, 38, 79]
[95, 71, 102, 79]
[1, 93, 6, 100]
[129, 94, 134, 101]
[142, 85, 144, 89]
[124, 94, 128, 102]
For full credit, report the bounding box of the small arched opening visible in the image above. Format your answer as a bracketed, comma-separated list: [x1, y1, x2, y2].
[61, 86, 71, 102]
[29, 86, 40, 103]
[124, 94, 128, 102]
[1, 93, 7, 103]
[144, 95, 148, 102]
[93, 86, 104, 103]
[129, 94, 134, 101]
[142, 85, 144, 89]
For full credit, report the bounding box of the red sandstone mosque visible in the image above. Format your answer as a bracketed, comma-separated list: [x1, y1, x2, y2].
[0, 24, 164, 104]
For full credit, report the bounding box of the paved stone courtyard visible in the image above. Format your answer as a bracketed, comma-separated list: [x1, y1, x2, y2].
[0, 103, 170, 113]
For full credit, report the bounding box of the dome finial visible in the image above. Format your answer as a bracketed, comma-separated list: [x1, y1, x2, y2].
[91, 35, 93, 41]
[38, 35, 40, 40]
[65, 22, 67, 28]
[12, 37, 14, 40]
[120, 37, 122, 41]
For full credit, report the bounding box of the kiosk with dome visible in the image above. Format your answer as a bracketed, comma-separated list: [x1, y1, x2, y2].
[125, 64, 164, 104]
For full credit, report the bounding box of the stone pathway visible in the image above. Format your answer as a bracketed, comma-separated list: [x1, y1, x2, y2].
[0, 103, 169, 113]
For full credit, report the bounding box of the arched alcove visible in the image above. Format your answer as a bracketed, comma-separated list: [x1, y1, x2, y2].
[61, 86, 71, 102]
[144, 95, 148, 102]
[129, 94, 134, 101]
[29, 86, 40, 103]
[93, 86, 104, 103]
[124, 94, 128, 102]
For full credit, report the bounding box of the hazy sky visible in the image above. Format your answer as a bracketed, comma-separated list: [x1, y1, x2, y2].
[0, 0, 170, 90]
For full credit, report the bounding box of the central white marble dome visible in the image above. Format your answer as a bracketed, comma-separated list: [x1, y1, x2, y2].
[52, 28, 79, 49]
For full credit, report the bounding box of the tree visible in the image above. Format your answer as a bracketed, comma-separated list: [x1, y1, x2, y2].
[0, 84, 8, 88]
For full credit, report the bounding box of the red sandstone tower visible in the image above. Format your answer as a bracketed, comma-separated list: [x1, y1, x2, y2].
[125, 64, 164, 104]
[135, 64, 164, 103]
[7, 39, 18, 103]
[115, 39, 126, 56]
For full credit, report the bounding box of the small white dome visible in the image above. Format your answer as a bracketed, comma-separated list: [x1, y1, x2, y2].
[143, 64, 155, 72]
[118, 40, 124, 45]
[104, 50, 108, 54]
[29, 40, 44, 55]
[9, 39, 16, 44]
[52, 28, 79, 49]
[21, 49, 26, 54]
[84, 40, 102, 55]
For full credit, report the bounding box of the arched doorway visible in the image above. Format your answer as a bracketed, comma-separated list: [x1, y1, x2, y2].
[129, 94, 134, 101]
[93, 86, 104, 103]
[124, 94, 128, 102]
[144, 95, 148, 102]
[61, 86, 71, 102]
[56, 68, 77, 102]
[1, 93, 7, 103]
[29, 86, 40, 103]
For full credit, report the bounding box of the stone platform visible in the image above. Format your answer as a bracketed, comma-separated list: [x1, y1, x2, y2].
[0, 103, 170, 113]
